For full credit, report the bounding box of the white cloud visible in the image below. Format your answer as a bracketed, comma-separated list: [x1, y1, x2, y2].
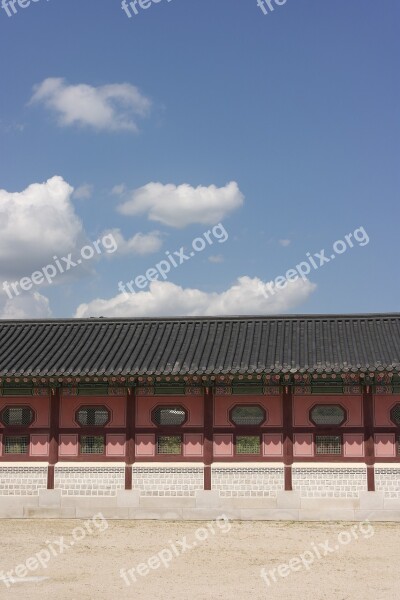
[73, 183, 93, 200]
[0, 176, 86, 280]
[111, 183, 126, 196]
[106, 229, 163, 255]
[0, 176, 165, 318]
[279, 239, 291, 247]
[117, 181, 244, 228]
[30, 78, 151, 133]
[0, 290, 52, 319]
[75, 276, 316, 318]
[208, 254, 224, 263]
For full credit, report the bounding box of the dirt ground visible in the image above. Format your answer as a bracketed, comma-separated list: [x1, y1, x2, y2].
[0, 519, 398, 600]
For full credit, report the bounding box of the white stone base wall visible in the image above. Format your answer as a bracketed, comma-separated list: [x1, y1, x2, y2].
[55, 464, 125, 496]
[132, 465, 204, 496]
[292, 466, 367, 498]
[375, 467, 400, 498]
[211, 466, 284, 497]
[1, 462, 400, 518]
[1, 489, 400, 520]
[0, 465, 47, 496]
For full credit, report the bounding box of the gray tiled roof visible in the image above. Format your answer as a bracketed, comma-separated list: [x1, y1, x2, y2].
[0, 314, 399, 377]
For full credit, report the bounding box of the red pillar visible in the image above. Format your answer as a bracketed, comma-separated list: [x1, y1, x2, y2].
[203, 386, 214, 490]
[125, 386, 135, 490]
[47, 386, 60, 489]
[283, 385, 293, 491]
[363, 384, 375, 491]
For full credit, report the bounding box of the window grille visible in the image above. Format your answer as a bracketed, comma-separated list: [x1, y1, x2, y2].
[152, 406, 186, 426]
[76, 406, 109, 426]
[1, 406, 34, 426]
[4, 435, 29, 454]
[390, 404, 400, 426]
[231, 405, 265, 425]
[156, 435, 182, 454]
[236, 435, 260, 454]
[316, 435, 341, 455]
[311, 405, 345, 426]
[80, 435, 105, 454]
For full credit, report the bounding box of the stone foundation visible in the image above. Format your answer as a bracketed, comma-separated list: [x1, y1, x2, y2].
[54, 464, 125, 496]
[211, 465, 284, 497]
[0, 464, 47, 496]
[375, 466, 400, 498]
[292, 465, 367, 498]
[132, 465, 204, 496]
[0, 462, 399, 520]
[0, 489, 399, 520]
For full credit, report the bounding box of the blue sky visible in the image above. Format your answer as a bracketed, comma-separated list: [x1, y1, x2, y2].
[0, 0, 399, 319]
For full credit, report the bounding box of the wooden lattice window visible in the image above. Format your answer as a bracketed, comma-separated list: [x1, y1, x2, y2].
[390, 404, 400, 426]
[1, 406, 34, 427]
[152, 406, 187, 426]
[156, 435, 182, 455]
[310, 405, 346, 426]
[80, 435, 105, 454]
[230, 405, 265, 426]
[76, 406, 110, 426]
[4, 435, 29, 454]
[315, 435, 341, 455]
[236, 435, 261, 455]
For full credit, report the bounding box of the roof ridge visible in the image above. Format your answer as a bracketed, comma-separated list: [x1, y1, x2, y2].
[0, 312, 400, 324]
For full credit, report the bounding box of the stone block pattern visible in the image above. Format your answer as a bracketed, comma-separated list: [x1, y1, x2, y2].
[0, 466, 47, 496]
[292, 467, 366, 498]
[132, 467, 204, 496]
[375, 468, 400, 498]
[55, 466, 125, 496]
[211, 467, 284, 497]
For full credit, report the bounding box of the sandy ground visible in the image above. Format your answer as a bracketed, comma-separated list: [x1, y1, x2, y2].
[0, 519, 398, 600]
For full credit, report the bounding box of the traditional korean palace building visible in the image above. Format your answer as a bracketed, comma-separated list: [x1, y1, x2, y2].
[0, 314, 399, 520]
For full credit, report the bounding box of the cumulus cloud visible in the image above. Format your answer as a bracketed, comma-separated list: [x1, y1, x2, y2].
[117, 181, 244, 228]
[279, 239, 291, 247]
[30, 78, 151, 133]
[0, 290, 52, 319]
[106, 229, 163, 255]
[75, 276, 316, 318]
[72, 183, 94, 200]
[111, 183, 126, 196]
[0, 176, 86, 280]
[0, 175, 164, 307]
